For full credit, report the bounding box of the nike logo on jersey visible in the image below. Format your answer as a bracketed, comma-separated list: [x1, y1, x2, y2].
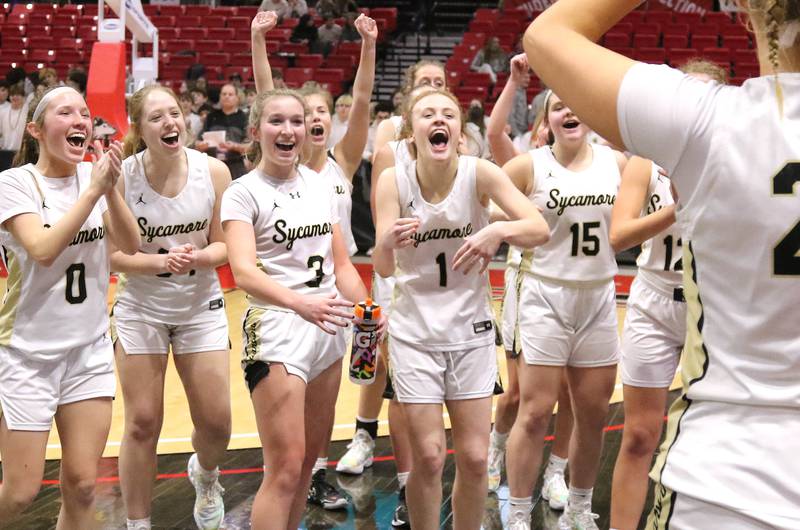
[407, 199, 415, 211]
[272, 200, 281, 211]
[41, 199, 48, 209]
[546, 172, 555, 179]
[136, 193, 146, 205]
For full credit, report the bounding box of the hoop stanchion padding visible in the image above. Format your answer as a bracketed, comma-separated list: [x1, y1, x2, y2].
[86, 42, 128, 140]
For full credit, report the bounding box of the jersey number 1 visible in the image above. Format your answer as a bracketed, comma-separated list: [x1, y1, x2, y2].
[436, 252, 447, 287]
[65, 263, 87, 304]
[774, 163, 800, 276]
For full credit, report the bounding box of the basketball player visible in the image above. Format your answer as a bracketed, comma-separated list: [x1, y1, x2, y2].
[373, 87, 549, 530]
[502, 90, 626, 530]
[112, 85, 232, 530]
[221, 89, 383, 530]
[608, 61, 728, 530]
[484, 54, 575, 504]
[524, 1, 800, 528]
[0, 86, 139, 528]
[252, 11, 379, 511]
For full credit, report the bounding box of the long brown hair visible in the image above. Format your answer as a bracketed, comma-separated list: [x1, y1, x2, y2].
[246, 88, 309, 167]
[122, 84, 184, 158]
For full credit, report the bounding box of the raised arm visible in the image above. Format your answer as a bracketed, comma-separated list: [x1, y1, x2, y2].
[369, 141, 395, 223]
[487, 53, 527, 167]
[609, 156, 675, 253]
[252, 11, 279, 94]
[524, 0, 638, 149]
[333, 14, 378, 180]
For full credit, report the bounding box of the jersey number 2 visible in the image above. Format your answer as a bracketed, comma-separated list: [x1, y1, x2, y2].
[774, 163, 800, 275]
[65, 263, 87, 304]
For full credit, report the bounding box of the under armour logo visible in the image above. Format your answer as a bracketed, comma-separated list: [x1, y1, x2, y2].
[136, 193, 146, 205]
[289, 191, 301, 200]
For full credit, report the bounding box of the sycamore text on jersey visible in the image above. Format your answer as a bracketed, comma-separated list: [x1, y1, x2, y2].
[43, 224, 106, 247]
[411, 223, 473, 248]
[546, 189, 617, 216]
[137, 217, 209, 243]
[272, 219, 333, 250]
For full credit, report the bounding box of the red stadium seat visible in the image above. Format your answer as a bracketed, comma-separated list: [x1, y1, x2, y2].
[2, 36, 27, 49]
[644, 11, 671, 26]
[336, 41, 361, 55]
[2, 24, 26, 36]
[692, 35, 718, 49]
[179, 28, 207, 40]
[663, 23, 690, 36]
[238, 7, 258, 19]
[185, 5, 212, 17]
[51, 25, 77, 38]
[462, 32, 486, 47]
[603, 32, 630, 48]
[224, 66, 252, 80]
[620, 11, 645, 25]
[723, 35, 750, 51]
[663, 34, 689, 49]
[469, 20, 495, 33]
[733, 48, 758, 65]
[159, 27, 179, 40]
[29, 49, 56, 63]
[632, 33, 659, 49]
[194, 40, 223, 53]
[205, 17, 226, 28]
[666, 48, 699, 67]
[151, 16, 176, 28]
[207, 28, 236, 41]
[461, 71, 492, 87]
[281, 18, 300, 29]
[265, 28, 292, 41]
[281, 42, 308, 54]
[231, 53, 253, 67]
[324, 55, 356, 72]
[610, 22, 633, 35]
[705, 12, 733, 25]
[296, 54, 324, 69]
[701, 47, 732, 64]
[636, 22, 661, 35]
[162, 39, 195, 53]
[177, 16, 203, 29]
[29, 13, 52, 26]
[284, 67, 315, 87]
[735, 62, 759, 78]
[634, 47, 666, 64]
[474, 8, 499, 23]
[227, 17, 250, 31]
[315, 68, 345, 84]
[58, 37, 82, 50]
[693, 23, 720, 37]
[159, 5, 185, 17]
[199, 52, 230, 66]
[169, 54, 196, 68]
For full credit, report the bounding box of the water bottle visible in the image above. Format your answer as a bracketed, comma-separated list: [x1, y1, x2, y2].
[349, 298, 381, 385]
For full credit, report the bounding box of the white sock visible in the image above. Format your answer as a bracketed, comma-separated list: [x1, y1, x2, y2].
[490, 427, 509, 449]
[192, 456, 219, 481]
[397, 471, 409, 489]
[568, 486, 593, 510]
[313, 457, 328, 473]
[127, 518, 151, 530]
[509, 496, 533, 517]
[544, 453, 568, 477]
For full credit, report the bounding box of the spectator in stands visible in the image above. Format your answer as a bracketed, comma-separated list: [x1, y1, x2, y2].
[230, 72, 244, 91]
[195, 83, 249, 179]
[66, 68, 87, 96]
[0, 84, 29, 170]
[39, 67, 58, 88]
[314, 0, 339, 18]
[336, 0, 359, 16]
[244, 87, 258, 113]
[0, 81, 9, 109]
[318, 16, 343, 55]
[463, 98, 489, 158]
[288, 0, 308, 17]
[471, 36, 508, 84]
[364, 100, 394, 161]
[328, 93, 352, 147]
[341, 11, 361, 41]
[190, 86, 209, 113]
[272, 68, 287, 89]
[178, 92, 203, 146]
[508, 60, 536, 138]
[259, 0, 290, 21]
[290, 13, 319, 49]
[391, 88, 404, 114]
[193, 76, 209, 93]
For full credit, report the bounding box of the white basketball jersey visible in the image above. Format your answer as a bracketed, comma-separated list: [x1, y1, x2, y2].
[113, 148, 223, 324]
[389, 115, 403, 139]
[390, 155, 494, 348]
[220, 166, 338, 309]
[521, 144, 620, 282]
[635, 163, 682, 292]
[314, 153, 356, 256]
[388, 139, 414, 178]
[0, 163, 110, 359]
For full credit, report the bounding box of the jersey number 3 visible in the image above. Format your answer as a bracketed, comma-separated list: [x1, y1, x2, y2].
[774, 163, 800, 276]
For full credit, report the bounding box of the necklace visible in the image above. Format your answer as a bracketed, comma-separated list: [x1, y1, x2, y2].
[5, 105, 24, 135]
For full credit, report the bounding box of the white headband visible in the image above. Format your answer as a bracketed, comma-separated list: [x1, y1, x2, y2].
[542, 89, 554, 112]
[31, 86, 82, 123]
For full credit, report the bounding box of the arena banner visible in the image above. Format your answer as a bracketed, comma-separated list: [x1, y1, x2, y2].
[505, 0, 712, 16]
